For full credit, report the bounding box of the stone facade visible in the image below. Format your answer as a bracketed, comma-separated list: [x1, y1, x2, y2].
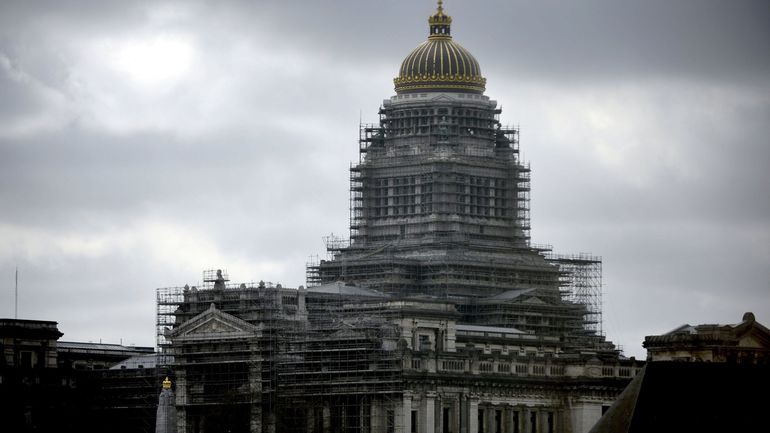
[591, 313, 770, 433]
[643, 311, 770, 363]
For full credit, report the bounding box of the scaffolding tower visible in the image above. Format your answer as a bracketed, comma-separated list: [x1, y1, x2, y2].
[545, 253, 603, 336]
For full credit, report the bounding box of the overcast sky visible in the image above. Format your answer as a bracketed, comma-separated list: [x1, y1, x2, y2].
[1, 0, 768, 359]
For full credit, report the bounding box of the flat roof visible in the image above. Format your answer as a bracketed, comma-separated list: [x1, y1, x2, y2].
[58, 341, 154, 354]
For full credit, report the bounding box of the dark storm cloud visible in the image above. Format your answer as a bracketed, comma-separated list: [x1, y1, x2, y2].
[477, 0, 770, 84]
[195, 0, 770, 85]
[0, 0, 768, 357]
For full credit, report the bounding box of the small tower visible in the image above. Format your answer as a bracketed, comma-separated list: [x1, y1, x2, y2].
[155, 377, 177, 433]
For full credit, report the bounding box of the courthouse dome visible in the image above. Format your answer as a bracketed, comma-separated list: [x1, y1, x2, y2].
[393, 1, 486, 94]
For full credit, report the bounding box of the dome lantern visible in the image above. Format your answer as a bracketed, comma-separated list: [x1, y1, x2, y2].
[393, 0, 486, 95]
[428, 0, 452, 38]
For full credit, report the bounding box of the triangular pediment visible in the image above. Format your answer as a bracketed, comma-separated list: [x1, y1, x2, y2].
[736, 325, 770, 348]
[522, 296, 547, 305]
[482, 288, 534, 303]
[329, 327, 365, 339]
[188, 318, 239, 335]
[732, 313, 770, 348]
[429, 94, 456, 102]
[169, 303, 262, 342]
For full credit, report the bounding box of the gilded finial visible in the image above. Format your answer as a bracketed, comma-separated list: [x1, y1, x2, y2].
[437, 0, 444, 14]
[162, 377, 172, 389]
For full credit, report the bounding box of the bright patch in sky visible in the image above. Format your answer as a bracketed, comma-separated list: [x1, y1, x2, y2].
[108, 34, 194, 86]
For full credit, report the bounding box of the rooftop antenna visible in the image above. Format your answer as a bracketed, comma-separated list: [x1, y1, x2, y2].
[15, 267, 18, 319]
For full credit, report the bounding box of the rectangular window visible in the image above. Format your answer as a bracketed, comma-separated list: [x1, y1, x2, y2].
[411, 410, 418, 433]
[513, 411, 520, 433]
[530, 412, 537, 433]
[419, 335, 431, 351]
[495, 410, 502, 433]
[443, 407, 451, 433]
[547, 412, 554, 433]
[314, 407, 323, 433]
[478, 409, 485, 433]
[20, 351, 32, 368]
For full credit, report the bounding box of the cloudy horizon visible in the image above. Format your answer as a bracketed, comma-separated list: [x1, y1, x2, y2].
[1, 0, 768, 359]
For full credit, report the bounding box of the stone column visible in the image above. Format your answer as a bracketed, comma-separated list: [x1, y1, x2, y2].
[175, 370, 187, 433]
[503, 406, 511, 433]
[176, 407, 186, 433]
[249, 352, 262, 433]
[264, 410, 276, 433]
[422, 392, 435, 433]
[468, 398, 479, 433]
[521, 408, 533, 433]
[250, 404, 262, 433]
[569, 403, 601, 433]
[306, 407, 315, 433]
[487, 406, 495, 433]
[369, 400, 377, 433]
[297, 286, 308, 320]
[323, 402, 331, 433]
[400, 393, 413, 433]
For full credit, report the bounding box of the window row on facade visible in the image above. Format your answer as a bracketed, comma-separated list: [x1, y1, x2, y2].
[368, 206, 512, 218]
[371, 175, 508, 188]
[406, 404, 557, 433]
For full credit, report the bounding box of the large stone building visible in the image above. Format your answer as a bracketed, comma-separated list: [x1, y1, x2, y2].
[0, 318, 158, 432]
[642, 311, 770, 363]
[158, 3, 638, 433]
[590, 313, 770, 433]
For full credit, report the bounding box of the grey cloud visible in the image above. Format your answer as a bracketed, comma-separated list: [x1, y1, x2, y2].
[0, 0, 768, 357]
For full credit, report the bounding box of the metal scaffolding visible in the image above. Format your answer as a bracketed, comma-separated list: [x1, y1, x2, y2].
[545, 253, 604, 336]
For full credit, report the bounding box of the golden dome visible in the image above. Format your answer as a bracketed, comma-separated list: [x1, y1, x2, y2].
[394, 1, 486, 94]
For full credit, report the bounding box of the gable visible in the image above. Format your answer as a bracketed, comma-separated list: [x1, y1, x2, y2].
[733, 315, 770, 348]
[429, 94, 455, 102]
[188, 318, 240, 335]
[169, 303, 262, 342]
[737, 328, 770, 348]
[522, 296, 547, 305]
[329, 327, 366, 340]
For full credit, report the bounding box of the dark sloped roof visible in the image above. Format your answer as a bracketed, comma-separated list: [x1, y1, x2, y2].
[590, 361, 770, 433]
